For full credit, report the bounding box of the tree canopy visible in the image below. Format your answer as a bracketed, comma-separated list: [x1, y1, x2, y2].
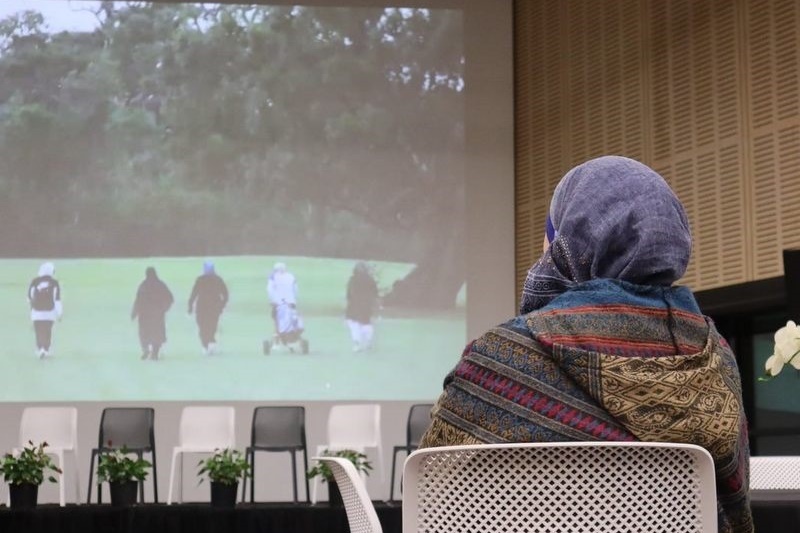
[0, 2, 466, 307]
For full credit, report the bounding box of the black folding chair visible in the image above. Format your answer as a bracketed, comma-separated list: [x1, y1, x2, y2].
[87, 407, 157, 503]
[389, 403, 433, 501]
[243, 406, 309, 503]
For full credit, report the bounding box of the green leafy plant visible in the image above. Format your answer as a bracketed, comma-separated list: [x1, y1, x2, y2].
[97, 444, 152, 483]
[0, 441, 61, 486]
[197, 448, 250, 486]
[306, 449, 373, 483]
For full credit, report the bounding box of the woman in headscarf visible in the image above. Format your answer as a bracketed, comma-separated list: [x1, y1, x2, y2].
[28, 262, 62, 358]
[188, 260, 229, 355]
[131, 266, 174, 361]
[420, 156, 753, 533]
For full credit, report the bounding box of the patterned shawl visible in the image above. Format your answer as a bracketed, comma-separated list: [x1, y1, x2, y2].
[520, 156, 692, 314]
[421, 279, 753, 533]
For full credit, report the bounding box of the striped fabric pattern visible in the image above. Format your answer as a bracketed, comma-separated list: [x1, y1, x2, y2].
[421, 279, 752, 533]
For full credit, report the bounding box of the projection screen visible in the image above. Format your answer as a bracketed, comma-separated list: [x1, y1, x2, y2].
[0, 0, 514, 401]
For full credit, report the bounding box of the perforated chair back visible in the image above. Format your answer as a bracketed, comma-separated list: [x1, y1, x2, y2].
[403, 442, 718, 533]
[328, 404, 381, 448]
[750, 456, 800, 490]
[179, 406, 235, 449]
[245, 406, 309, 503]
[88, 408, 157, 503]
[314, 457, 383, 533]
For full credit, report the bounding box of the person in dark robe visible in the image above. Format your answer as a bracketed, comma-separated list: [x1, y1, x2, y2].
[345, 261, 379, 352]
[131, 266, 174, 360]
[188, 261, 229, 355]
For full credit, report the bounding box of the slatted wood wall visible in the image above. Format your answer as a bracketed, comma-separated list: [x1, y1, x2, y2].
[514, 0, 800, 297]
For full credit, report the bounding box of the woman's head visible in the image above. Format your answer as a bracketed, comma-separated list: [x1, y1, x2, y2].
[520, 156, 692, 314]
[38, 262, 55, 277]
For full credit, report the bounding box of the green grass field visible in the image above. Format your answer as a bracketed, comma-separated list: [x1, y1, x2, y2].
[0, 256, 466, 401]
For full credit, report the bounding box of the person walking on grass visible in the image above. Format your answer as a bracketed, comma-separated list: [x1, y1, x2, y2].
[188, 260, 229, 355]
[28, 262, 62, 359]
[345, 261, 380, 352]
[267, 262, 297, 337]
[131, 266, 173, 361]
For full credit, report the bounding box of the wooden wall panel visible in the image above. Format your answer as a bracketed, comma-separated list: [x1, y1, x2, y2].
[513, 0, 565, 290]
[514, 0, 800, 297]
[745, 0, 800, 278]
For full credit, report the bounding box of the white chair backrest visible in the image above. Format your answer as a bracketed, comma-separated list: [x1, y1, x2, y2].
[19, 407, 78, 450]
[315, 457, 382, 533]
[179, 406, 235, 449]
[750, 456, 800, 490]
[328, 404, 381, 448]
[403, 442, 718, 533]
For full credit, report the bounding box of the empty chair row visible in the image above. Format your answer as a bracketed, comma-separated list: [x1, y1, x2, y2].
[0, 403, 433, 505]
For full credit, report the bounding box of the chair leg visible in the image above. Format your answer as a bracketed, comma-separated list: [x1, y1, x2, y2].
[167, 449, 180, 505]
[87, 450, 97, 504]
[137, 451, 145, 503]
[311, 445, 325, 504]
[178, 452, 184, 503]
[303, 448, 310, 503]
[290, 451, 298, 503]
[151, 449, 158, 504]
[72, 450, 82, 505]
[311, 475, 319, 504]
[240, 454, 248, 504]
[55, 451, 66, 507]
[249, 449, 255, 503]
[377, 443, 385, 483]
[389, 448, 400, 502]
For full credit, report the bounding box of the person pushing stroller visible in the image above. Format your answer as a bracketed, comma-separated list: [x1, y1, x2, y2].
[264, 262, 308, 354]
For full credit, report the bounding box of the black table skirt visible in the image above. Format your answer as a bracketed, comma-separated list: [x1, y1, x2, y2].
[0, 502, 402, 533]
[0, 499, 793, 533]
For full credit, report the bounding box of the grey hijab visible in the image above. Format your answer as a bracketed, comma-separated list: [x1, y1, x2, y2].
[519, 156, 692, 314]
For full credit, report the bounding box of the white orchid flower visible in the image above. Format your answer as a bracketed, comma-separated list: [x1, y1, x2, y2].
[765, 354, 784, 376]
[775, 320, 800, 360]
[765, 320, 800, 377]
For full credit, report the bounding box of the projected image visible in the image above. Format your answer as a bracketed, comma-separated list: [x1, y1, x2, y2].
[0, 1, 465, 401]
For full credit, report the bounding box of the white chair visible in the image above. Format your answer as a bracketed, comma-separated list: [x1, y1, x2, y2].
[313, 456, 382, 533]
[312, 404, 383, 504]
[402, 442, 718, 533]
[10, 407, 81, 507]
[750, 455, 800, 490]
[167, 406, 235, 504]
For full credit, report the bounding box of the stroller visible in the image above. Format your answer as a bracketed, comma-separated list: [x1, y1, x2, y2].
[263, 302, 309, 355]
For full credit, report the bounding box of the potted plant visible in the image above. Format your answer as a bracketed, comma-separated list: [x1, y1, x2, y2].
[0, 441, 61, 509]
[96, 444, 152, 506]
[197, 448, 250, 508]
[306, 449, 373, 507]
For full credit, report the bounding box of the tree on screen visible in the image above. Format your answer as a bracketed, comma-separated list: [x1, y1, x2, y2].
[0, 2, 465, 309]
